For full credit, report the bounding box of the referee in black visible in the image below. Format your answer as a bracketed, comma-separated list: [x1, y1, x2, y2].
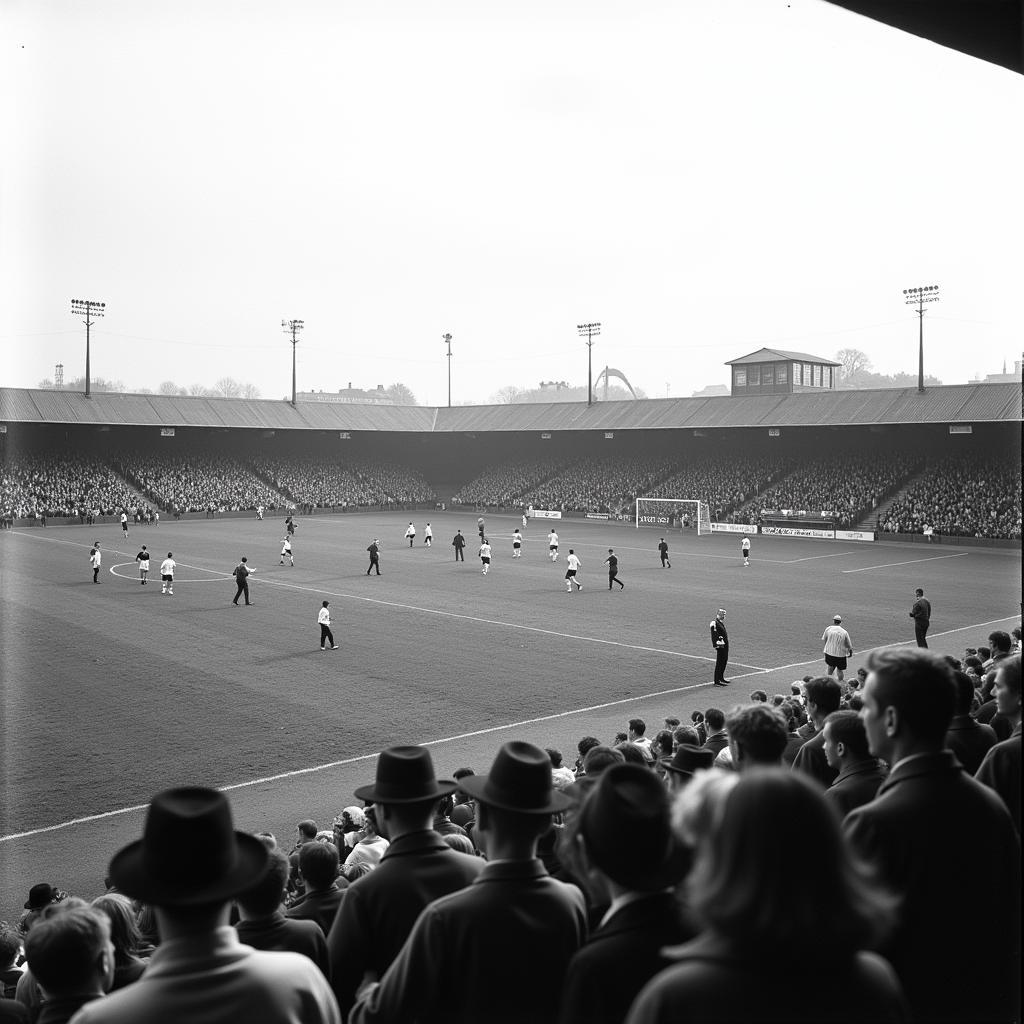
[232, 556, 255, 605]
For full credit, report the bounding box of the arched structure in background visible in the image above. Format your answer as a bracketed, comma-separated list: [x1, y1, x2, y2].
[596, 365, 638, 400]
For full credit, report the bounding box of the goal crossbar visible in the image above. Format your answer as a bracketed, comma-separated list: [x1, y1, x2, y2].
[635, 497, 711, 536]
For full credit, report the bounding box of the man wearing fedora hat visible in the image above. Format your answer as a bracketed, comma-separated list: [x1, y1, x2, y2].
[350, 741, 587, 1024]
[560, 764, 695, 1024]
[662, 745, 715, 796]
[327, 746, 484, 1019]
[70, 786, 340, 1024]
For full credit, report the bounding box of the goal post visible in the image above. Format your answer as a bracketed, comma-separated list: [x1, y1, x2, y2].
[635, 497, 711, 536]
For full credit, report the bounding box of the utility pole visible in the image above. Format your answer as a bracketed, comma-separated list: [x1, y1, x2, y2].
[71, 299, 105, 398]
[443, 333, 453, 407]
[282, 320, 304, 406]
[577, 322, 601, 406]
[902, 285, 939, 393]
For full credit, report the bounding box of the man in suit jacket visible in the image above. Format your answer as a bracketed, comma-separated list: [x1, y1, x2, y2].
[845, 648, 1020, 1024]
[700, 708, 729, 758]
[945, 670, 997, 774]
[558, 764, 694, 1024]
[791, 676, 841, 788]
[821, 711, 886, 816]
[327, 746, 484, 1018]
[285, 842, 348, 935]
[350, 741, 587, 1024]
[975, 654, 1021, 834]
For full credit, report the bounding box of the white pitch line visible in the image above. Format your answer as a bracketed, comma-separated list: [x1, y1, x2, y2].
[0, 680, 709, 844]
[841, 552, 970, 573]
[782, 550, 859, 563]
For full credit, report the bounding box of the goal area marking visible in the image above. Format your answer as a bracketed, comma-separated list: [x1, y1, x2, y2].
[635, 498, 711, 535]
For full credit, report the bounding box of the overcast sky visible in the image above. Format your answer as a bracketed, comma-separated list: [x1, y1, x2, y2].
[3, 0, 1022, 405]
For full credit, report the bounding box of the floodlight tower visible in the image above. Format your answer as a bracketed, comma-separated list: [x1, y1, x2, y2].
[902, 285, 940, 393]
[282, 319, 304, 406]
[578, 322, 601, 406]
[443, 333, 453, 407]
[70, 299, 105, 397]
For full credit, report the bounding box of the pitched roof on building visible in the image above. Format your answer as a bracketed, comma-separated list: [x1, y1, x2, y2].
[725, 347, 842, 366]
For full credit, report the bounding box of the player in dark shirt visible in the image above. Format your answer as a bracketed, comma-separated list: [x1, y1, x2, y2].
[367, 539, 381, 575]
[604, 549, 625, 590]
[658, 538, 671, 568]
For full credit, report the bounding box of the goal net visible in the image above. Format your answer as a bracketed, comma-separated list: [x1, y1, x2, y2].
[635, 497, 711, 536]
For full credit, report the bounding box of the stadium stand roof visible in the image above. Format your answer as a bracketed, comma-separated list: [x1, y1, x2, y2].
[0, 383, 1019, 434]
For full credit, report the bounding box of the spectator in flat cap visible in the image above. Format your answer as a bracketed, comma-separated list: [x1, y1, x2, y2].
[327, 746, 484, 1019]
[627, 771, 905, 1024]
[662, 745, 715, 796]
[23, 901, 113, 1024]
[234, 849, 329, 977]
[350, 741, 587, 1024]
[820, 711, 887, 817]
[559, 764, 695, 1024]
[70, 786, 339, 1024]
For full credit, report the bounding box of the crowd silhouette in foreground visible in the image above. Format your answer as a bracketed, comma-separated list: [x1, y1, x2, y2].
[2, 640, 1019, 1024]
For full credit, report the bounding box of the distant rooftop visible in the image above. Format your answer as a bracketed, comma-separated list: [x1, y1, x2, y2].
[725, 347, 842, 367]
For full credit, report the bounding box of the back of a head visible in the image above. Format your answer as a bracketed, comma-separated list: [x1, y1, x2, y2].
[804, 676, 842, 715]
[90, 892, 141, 961]
[297, 819, 318, 841]
[749, 690, 768, 704]
[582, 744, 626, 777]
[952, 671, 978, 716]
[688, 769, 886, 953]
[614, 742, 649, 767]
[866, 648, 956, 743]
[0, 924, 21, 970]
[25, 903, 110, 995]
[236, 849, 289, 916]
[672, 725, 700, 748]
[989, 630, 1012, 654]
[545, 748, 563, 768]
[628, 717, 646, 736]
[442, 833, 477, 856]
[704, 708, 725, 732]
[725, 704, 788, 765]
[576, 736, 600, 759]
[298, 839, 339, 890]
[824, 710, 870, 761]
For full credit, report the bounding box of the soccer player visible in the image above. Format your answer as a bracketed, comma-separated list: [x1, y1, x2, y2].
[479, 537, 492, 574]
[89, 542, 102, 583]
[285, 515, 296, 536]
[522, 511, 529, 529]
[478, 516, 486, 540]
[280, 536, 294, 566]
[367, 539, 381, 575]
[604, 549, 625, 590]
[256, 505, 265, 520]
[741, 536, 751, 566]
[565, 550, 583, 592]
[512, 528, 523, 557]
[160, 552, 176, 595]
[232, 557, 255, 605]
[405, 523, 416, 547]
[424, 523, 433, 547]
[822, 614, 854, 683]
[136, 545, 151, 585]
[658, 538, 671, 568]
[548, 529, 559, 562]
[318, 601, 338, 651]
[121, 511, 129, 538]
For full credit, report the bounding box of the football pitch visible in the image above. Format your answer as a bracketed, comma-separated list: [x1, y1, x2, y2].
[1, 510, 1019, 919]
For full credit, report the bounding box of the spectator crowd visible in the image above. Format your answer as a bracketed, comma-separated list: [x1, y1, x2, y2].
[521, 456, 682, 515]
[4, 638, 1019, 1024]
[453, 458, 567, 508]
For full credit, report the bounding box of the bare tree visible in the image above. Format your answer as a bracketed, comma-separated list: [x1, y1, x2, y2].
[159, 381, 187, 396]
[491, 385, 525, 404]
[241, 382, 261, 400]
[215, 377, 242, 398]
[188, 383, 207, 396]
[384, 382, 417, 406]
[836, 348, 873, 387]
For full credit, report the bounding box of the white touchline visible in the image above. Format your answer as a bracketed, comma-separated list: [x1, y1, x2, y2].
[841, 552, 970, 573]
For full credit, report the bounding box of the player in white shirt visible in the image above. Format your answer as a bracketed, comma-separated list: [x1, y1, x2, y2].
[548, 530, 559, 561]
[512, 529, 523, 557]
[280, 537, 294, 566]
[565, 549, 583, 592]
[522, 512, 528, 529]
[318, 600, 338, 650]
[405, 523, 416, 547]
[424, 522, 433, 546]
[479, 538, 492, 574]
[741, 536, 751, 566]
[89, 542, 102, 583]
[160, 553, 176, 595]
[256, 505, 265, 520]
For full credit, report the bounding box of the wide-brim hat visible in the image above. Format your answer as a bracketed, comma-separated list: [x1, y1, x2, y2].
[578, 763, 690, 891]
[24, 883, 63, 910]
[661, 744, 715, 778]
[108, 787, 269, 907]
[459, 741, 572, 814]
[354, 746, 458, 804]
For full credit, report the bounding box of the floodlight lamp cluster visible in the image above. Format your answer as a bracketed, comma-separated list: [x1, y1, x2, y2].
[577, 322, 601, 334]
[903, 285, 940, 305]
[71, 299, 105, 316]
[282, 319, 305, 331]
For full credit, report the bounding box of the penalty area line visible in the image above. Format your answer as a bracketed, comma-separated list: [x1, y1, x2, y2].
[841, 552, 970, 573]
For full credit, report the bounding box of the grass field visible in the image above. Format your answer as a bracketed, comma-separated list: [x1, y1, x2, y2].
[1, 511, 1020, 922]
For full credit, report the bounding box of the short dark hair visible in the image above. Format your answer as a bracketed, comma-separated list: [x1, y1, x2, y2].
[297, 840, 339, 890]
[866, 648, 956, 744]
[452, 767, 475, 782]
[652, 730, 674, 759]
[664, 716, 680, 729]
[614, 742, 650, 766]
[989, 631, 1012, 654]
[705, 708, 725, 732]
[749, 690, 768, 703]
[996, 654, 1021, 697]
[952, 671, 978, 715]
[804, 676, 842, 715]
[576, 736, 600, 758]
[545, 748, 563, 768]
[725, 704, 788, 764]
[824, 710, 870, 761]
[672, 725, 700, 748]
[0, 924, 20, 969]
[296, 820, 317, 840]
[628, 718, 646, 736]
[237, 849, 289, 916]
[582, 745, 625, 777]
[24, 903, 110, 994]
